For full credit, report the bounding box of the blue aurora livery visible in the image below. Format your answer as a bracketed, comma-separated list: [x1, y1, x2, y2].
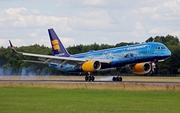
[9, 28, 171, 81]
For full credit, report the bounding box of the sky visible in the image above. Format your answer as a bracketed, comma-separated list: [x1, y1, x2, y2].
[0, 0, 180, 48]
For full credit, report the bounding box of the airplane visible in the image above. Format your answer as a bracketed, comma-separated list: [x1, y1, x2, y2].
[9, 28, 171, 81]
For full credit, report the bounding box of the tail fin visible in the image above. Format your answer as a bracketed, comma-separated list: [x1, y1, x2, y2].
[48, 28, 70, 57]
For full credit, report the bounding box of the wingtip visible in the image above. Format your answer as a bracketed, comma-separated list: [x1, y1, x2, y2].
[9, 40, 12, 47]
[9, 40, 17, 53]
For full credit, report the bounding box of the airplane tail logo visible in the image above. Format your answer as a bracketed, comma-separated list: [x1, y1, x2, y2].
[48, 28, 70, 57]
[51, 39, 60, 52]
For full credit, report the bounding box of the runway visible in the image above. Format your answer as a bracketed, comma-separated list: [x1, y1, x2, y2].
[1, 79, 180, 85]
[1, 76, 180, 86]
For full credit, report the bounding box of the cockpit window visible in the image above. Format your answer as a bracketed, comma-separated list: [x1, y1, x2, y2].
[155, 46, 167, 50]
[161, 47, 166, 49]
[156, 47, 160, 50]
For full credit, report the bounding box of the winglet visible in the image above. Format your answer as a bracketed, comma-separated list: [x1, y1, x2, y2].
[9, 40, 18, 53]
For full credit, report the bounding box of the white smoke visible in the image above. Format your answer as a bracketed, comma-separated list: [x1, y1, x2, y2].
[20, 66, 51, 80]
[0, 66, 4, 75]
[0, 67, 2, 80]
[0, 64, 50, 76]
[21, 66, 37, 76]
[96, 76, 113, 81]
[0, 66, 13, 75]
[21, 66, 36, 80]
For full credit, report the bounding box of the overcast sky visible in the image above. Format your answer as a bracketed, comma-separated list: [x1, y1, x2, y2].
[0, 0, 180, 48]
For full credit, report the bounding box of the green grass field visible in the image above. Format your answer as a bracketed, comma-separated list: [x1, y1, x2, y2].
[0, 87, 180, 113]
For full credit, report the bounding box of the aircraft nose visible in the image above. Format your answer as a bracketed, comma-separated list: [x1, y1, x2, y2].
[165, 49, 171, 57]
[159, 49, 171, 59]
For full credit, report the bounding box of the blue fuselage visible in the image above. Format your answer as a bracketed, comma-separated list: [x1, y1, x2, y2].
[49, 42, 171, 72]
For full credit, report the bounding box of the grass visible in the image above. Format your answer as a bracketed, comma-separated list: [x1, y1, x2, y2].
[1, 82, 180, 91]
[0, 87, 180, 113]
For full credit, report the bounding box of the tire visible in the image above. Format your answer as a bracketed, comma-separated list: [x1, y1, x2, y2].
[85, 76, 88, 81]
[112, 77, 116, 81]
[116, 77, 119, 81]
[88, 76, 91, 81]
[119, 77, 122, 81]
[112, 77, 122, 81]
[91, 76, 95, 81]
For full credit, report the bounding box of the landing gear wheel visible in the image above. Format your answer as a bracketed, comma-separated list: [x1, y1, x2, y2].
[85, 75, 95, 81]
[112, 77, 122, 81]
[91, 76, 95, 81]
[113, 77, 116, 81]
[85, 76, 88, 81]
[119, 77, 122, 81]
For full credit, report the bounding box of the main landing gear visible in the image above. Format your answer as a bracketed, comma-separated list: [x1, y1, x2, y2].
[85, 72, 95, 81]
[84, 68, 123, 82]
[112, 67, 122, 82]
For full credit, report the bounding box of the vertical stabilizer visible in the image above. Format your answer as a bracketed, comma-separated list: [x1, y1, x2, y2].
[48, 28, 70, 57]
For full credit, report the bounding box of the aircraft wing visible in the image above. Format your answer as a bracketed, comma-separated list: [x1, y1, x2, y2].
[9, 40, 111, 65]
[22, 52, 111, 63]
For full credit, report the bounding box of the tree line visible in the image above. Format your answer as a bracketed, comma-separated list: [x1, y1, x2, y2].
[0, 35, 179, 76]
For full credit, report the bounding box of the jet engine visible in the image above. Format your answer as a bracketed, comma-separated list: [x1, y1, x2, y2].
[131, 63, 152, 74]
[82, 60, 101, 72]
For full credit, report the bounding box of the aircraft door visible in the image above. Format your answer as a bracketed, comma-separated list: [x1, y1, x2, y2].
[147, 45, 151, 54]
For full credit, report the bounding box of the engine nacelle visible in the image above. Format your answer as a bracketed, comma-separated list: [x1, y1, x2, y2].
[82, 60, 101, 72]
[131, 63, 152, 74]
